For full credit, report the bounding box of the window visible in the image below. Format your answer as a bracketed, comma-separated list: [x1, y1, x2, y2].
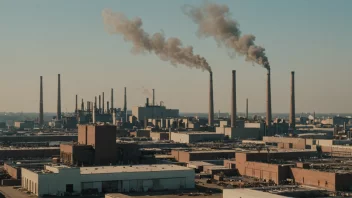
[66, 184, 74, 193]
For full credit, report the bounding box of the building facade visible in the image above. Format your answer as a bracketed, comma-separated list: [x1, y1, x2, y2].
[21, 164, 195, 196]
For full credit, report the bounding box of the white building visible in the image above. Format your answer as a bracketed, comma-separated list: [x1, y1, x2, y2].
[21, 164, 195, 197]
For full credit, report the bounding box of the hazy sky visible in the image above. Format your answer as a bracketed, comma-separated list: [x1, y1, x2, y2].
[1, 0, 352, 114]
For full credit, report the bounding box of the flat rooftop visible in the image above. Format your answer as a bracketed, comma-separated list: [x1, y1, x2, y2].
[80, 164, 192, 174]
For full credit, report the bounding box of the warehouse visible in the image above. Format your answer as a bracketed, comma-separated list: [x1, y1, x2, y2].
[21, 164, 195, 196]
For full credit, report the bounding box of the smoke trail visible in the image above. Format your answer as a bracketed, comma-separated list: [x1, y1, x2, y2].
[102, 9, 211, 72]
[182, 2, 270, 70]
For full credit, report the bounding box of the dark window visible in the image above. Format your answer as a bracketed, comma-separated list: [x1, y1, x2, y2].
[66, 184, 73, 193]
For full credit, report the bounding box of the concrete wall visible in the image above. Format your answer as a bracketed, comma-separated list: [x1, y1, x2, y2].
[290, 168, 336, 191]
[236, 161, 291, 184]
[4, 163, 20, 179]
[21, 168, 39, 196]
[150, 132, 169, 141]
[171, 150, 235, 163]
[171, 150, 190, 163]
[263, 137, 307, 149]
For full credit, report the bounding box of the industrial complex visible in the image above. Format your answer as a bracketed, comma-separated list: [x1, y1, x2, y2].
[0, 2, 351, 198]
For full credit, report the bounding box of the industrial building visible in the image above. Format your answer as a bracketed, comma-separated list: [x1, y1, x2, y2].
[132, 98, 179, 123]
[171, 149, 236, 163]
[21, 164, 195, 196]
[170, 132, 224, 143]
[13, 121, 34, 130]
[60, 124, 142, 166]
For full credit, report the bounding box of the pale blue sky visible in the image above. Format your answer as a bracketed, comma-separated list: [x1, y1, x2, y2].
[0, 0, 351, 114]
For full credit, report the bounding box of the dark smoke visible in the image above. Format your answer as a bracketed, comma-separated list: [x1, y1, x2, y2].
[102, 9, 211, 72]
[182, 2, 270, 70]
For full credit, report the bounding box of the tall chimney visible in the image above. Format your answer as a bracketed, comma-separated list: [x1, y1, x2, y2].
[289, 71, 295, 129]
[94, 96, 97, 111]
[107, 101, 110, 114]
[75, 95, 78, 114]
[124, 87, 127, 122]
[102, 92, 105, 114]
[231, 70, 236, 128]
[152, 89, 155, 106]
[111, 88, 114, 112]
[146, 98, 149, 107]
[266, 69, 272, 132]
[87, 101, 90, 112]
[39, 76, 44, 127]
[209, 72, 214, 127]
[246, 98, 248, 119]
[81, 99, 84, 110]
[99, 95, 101, 113]
[112, 109, 116, 125]
[92, 103, 96, 124]
[57, 74, 61, 120]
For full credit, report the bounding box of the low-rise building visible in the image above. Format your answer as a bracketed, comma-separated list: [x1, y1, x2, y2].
[171, 149, 236, 163]
[21, 164, 195, 196]
[170, 132, 224, 143]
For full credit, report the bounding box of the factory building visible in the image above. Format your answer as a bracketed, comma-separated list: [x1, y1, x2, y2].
[21, 164, 195, 196]
[132, 99, 179, 123]
[60, 124, 141, 166]
[170, 132, 224, 143]
[171, 149, 236, 163]
[14, 121, 34, 130]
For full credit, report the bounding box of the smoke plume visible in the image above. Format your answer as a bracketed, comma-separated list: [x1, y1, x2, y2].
[102, 9, 211, 72]
[182, 2, 270, 70]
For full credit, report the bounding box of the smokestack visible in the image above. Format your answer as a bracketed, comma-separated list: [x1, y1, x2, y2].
[94, 96, 97, 111]
[102, 92, 105, 114]
[75, 95, 78, 114]
[57, 74, 61, 120]
[39, 76, 44, 127]
[209, 72, 214, 127]
[124, 87, 127, 122]
[152, 89, 155, 106]
[92, 103, 96, 124]
[289, 71, 295, 129]
[111, 88, 114, 112]
[266, 69, 272, 132]
[107, 101, 110, 114]
[231, 70, 236, 128]
[112, 109, 116, 125]
[146, 98, 149, 107]
[99, 95, 101, 113]
[81, 99, 84, 110]
[246, 98, 248, 119]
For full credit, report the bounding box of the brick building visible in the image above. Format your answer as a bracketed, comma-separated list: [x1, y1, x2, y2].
[60, 124, 141, 166]
[171, 149, 236, 163]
